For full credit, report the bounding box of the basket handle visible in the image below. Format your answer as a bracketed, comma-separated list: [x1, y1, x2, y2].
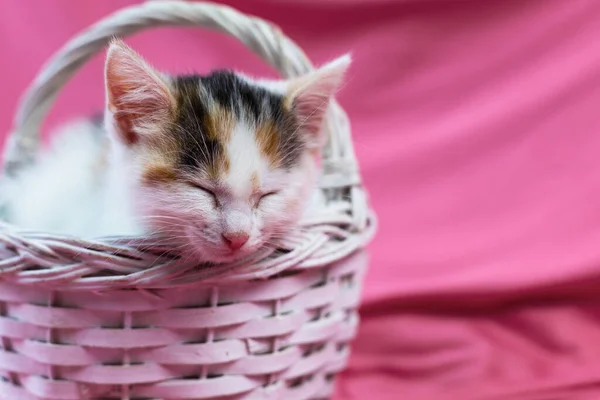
[3, 0, 353, 179]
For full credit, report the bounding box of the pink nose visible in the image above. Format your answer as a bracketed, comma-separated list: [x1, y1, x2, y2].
[222, 232, 249, 251]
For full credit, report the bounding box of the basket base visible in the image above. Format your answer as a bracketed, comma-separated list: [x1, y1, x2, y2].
[0, 251, 369, 400]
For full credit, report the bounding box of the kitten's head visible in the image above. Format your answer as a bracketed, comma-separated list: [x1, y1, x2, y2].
[104, 39, 350, 263]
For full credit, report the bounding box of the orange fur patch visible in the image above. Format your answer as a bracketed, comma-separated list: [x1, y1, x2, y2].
[204, 104, 234, 142]
[250, 172, 260, 193]
[203, 104, 234, 178]
[142, 163, 177, 184]
[256, 120, 281, 167]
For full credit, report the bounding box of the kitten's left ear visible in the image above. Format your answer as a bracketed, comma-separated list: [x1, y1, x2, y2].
[287, 54, 351, 147]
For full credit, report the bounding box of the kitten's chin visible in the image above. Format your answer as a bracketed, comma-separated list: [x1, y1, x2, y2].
[182, 236, 264, 265]
[187, 245, 259, 264]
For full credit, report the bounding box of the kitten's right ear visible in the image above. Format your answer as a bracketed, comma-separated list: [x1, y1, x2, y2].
[286, 54, 351, 148]
[105, 39, 174, 146]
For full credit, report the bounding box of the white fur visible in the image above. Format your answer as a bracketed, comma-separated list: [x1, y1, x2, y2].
[1, 119, 140, 237]
[225, 122, 267, 198]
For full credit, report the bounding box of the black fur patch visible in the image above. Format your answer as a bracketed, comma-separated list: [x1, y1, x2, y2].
[170, 71, 303, 172]
[171, 75, 219, 171]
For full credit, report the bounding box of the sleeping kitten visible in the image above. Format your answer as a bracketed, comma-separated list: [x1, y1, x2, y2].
[1, 39, 350, 263]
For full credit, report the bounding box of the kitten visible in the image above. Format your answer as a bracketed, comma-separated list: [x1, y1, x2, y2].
[1, 39, 350, 264]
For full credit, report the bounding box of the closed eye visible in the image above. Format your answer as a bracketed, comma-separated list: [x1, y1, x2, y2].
[188, 182, 220, 207]
[260, 191, 279, 200]
[256, 191, 279, 207]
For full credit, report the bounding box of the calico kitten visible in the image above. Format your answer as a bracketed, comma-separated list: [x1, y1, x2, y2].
[2, 39, 350, 263]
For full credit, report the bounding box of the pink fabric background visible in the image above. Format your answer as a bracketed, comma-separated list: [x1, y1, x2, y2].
[2, 0, 600, 399]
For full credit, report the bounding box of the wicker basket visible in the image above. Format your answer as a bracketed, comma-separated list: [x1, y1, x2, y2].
[0, 1, 376, 399]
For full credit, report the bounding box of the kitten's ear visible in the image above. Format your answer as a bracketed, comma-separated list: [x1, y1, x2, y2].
[286, 54, 351, 147]
[105, 39, 174, 145]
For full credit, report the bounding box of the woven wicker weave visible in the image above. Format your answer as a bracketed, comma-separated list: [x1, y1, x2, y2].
[0, 1, 376, 399]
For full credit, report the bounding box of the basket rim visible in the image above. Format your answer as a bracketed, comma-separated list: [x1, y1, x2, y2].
[0, 208, 376, 289]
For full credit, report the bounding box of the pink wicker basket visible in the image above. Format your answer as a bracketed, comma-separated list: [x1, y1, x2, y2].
[0, 1, 376, 399]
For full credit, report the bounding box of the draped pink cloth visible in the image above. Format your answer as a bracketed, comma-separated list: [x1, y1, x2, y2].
[2, 1, 600, 399]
